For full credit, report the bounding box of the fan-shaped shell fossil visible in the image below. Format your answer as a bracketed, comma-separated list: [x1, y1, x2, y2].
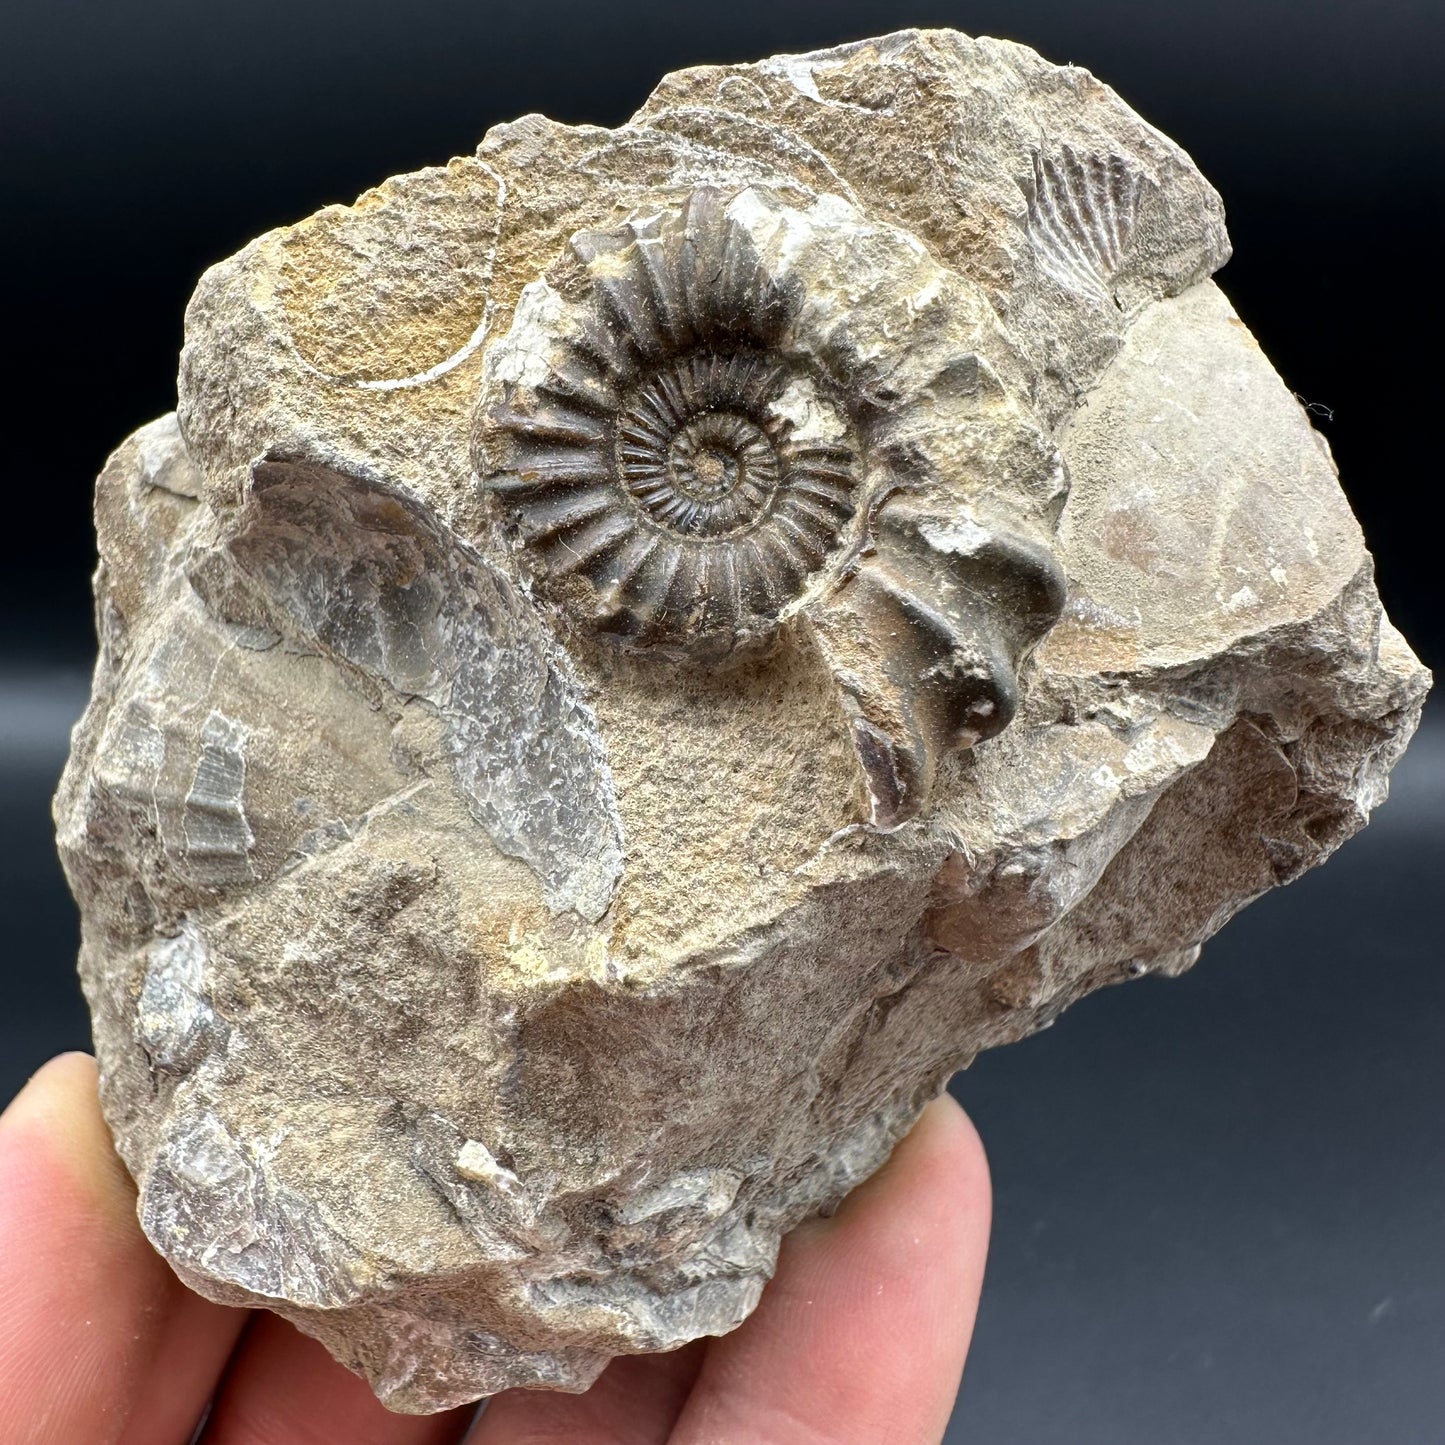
[1025, 146, 1147, 300]
[475, 188, 860, 661]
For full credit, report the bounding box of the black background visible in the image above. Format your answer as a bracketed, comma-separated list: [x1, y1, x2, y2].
[2, 3, 1441, 1441]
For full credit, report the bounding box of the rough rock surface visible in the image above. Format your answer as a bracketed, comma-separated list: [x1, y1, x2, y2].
[56, 29, 1428, 1413]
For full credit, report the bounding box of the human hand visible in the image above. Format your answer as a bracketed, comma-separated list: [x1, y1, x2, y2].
[0, 1054, 990, 1444]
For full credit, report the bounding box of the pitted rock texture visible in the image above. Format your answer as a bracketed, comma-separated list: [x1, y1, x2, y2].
[56, 29, 1428, 1414]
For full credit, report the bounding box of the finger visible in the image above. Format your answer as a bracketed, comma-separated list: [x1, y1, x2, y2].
[668, 1093, 991, 1445]
[466, 1338, 706, 1445]
[199, 1311, 474, 1445]
[0, 1053, 249, 1445]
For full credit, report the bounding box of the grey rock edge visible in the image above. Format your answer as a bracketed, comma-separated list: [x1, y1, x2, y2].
[55, 28, 1428, 1414]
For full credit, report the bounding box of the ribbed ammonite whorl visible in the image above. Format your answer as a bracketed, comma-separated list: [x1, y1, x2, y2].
[474, 188, 860, 661]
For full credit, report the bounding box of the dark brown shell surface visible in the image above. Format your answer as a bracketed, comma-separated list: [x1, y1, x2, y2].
[475, 189, 861, 662]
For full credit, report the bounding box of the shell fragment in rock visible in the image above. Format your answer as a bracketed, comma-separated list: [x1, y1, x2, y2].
[55, 28, 1428, 1418]
[1023, 145, 1149, 302]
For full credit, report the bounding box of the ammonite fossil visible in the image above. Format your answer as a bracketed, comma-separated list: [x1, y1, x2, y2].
[476, 184, 1068, 821]
[476, 187, 860, 662]
[54, 30, 1430, 1420]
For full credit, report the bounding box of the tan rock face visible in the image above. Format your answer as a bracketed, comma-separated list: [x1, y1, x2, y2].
[55, 28, 1428, 1414]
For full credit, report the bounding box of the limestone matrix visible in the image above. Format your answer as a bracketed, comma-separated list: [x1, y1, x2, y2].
[55, 29, 1429, 1413]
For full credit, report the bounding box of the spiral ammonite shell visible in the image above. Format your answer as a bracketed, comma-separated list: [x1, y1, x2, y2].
[476, 182, 1069, 822]
[476, 188, 860, 660]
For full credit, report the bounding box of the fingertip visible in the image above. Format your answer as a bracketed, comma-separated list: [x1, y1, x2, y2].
[817, 1090, 991, 1245]
[1, 1051, 133, 1228]
[906, 1091, 988, 1173]
[901, 1091, 992, 1218]
[0, 1051, 248, 1445]
[3, 1051, 98, 1121]
[669, 1089, 993, 1445]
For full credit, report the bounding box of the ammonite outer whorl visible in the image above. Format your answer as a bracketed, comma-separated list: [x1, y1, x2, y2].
[475, 188, 861, 662]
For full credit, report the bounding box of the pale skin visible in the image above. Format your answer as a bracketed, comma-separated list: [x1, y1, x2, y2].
[0, 1054, 991, 1445]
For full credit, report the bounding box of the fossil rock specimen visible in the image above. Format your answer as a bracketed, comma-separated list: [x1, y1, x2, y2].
[56, 29, 1428, 1414]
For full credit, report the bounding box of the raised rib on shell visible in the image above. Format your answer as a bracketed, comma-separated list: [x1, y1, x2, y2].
[1025, 147, 1145, 300]
[477, 188, 859, 660]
